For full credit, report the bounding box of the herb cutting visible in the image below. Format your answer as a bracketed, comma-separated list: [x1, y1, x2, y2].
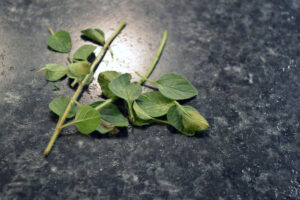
[39, 20, 209, 157]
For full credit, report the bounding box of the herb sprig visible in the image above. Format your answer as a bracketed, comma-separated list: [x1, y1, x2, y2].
[39, 20, 209, 157]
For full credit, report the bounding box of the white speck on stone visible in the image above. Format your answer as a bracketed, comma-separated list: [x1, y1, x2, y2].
[51, 166, 57, 173]
[77, 140, 84, 148]
[248, 73, 253, 84]
[4, 92, 21, 104]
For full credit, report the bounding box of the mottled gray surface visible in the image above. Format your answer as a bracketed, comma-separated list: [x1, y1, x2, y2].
[0, 0, 300, 199]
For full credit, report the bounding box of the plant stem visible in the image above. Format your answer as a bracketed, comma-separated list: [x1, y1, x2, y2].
[48, 28, 55, 36]
[43, 20, 126, 157]
[138, 31, 167, 84]
[153, 118, 169, 125]
[72, 100, 82, 107]
[136, 72, 157, 85]
[127, 101, 135, 122]
[95, 98, 114, 110]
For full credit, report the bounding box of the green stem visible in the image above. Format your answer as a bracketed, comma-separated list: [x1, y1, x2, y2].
[136, 72, 157, 85]
[127, 101, 135, 122]
[68, 56, 75, 63]
[138, 31, 167, 84]
[95, 98, 114, 110]
[48, 27, 55, 36]
[43, 20, 126, 157]
[153, 118, 169, 125]
[72, 100, 82, 107]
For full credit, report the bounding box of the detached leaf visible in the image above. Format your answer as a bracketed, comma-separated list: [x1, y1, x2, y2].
[47, 30, 72, 53]
[81, 28, 105, 45]
[73, 106, 101, 134]
[97, 71, 121, 98]
[49, 96, 76, 118]
[135, 91, 174, 117]
[68, 62, 90, 77]
[73, 44, 96, 61]
[156, 73, 198, 100]
[167, 104, 209, 136]
[108, 73, 142, 103]
[133, 102, 153, 120]
[39, 64, 68, 82]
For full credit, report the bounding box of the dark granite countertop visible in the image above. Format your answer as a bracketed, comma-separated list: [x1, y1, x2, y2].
[0, 0, 299, 199]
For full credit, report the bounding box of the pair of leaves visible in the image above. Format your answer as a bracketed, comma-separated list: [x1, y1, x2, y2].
[108, 73, 142, 104]
[47, 29, 72, 53]
[81, 28, 114, 57]
[40, 62, 91, 83]
[49, 97, 102, 134]
[167, 105, 209, 136]
[98, 71, 121, 98]
[90, 101, 128, 134]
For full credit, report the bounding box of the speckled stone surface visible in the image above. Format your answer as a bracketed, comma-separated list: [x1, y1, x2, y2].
[0, 0, 300, 199]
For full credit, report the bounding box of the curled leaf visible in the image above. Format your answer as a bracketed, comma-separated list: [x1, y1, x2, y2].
[68, 62, 91, 77]
[81, 28, 105, 45]
[167, 104, 209, 136]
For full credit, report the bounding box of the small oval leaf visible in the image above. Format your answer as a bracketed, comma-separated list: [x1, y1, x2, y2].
[47, 30, 72, 53]
[156, 73, 198, 100]
[68, 62, 91, 77]
[73, 106, 101, 134]
[49, 96, 76, 118]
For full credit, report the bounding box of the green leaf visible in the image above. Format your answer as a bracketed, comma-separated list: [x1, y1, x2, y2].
[73, 105, 101, 134]
[108, 73, 142, 103]
[68, 62, 91, 77]
[131, 116, 154, 126]
[90, 101, 128, 127]
[133, 101, 153, 120]
[49, 96, 76, 118]
[47, 30, 72, 53]
[81, 28, 105, 45]
[73, 44, 96, 61]
[96, 122, 114, 134]
[135, 91, 174, 117]
[181, 106, 209, 131]
[167, 104, 209, 136]
[39, 64, 68, 81]
[167, 105, 194, 136]
[97, 71, 121, 98]
[156, 73, 198, 100]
